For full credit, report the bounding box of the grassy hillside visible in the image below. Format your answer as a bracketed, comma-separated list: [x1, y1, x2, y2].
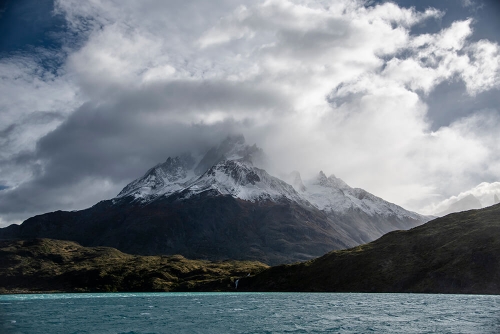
[0, 238, 268, 293]
[239, 204, 500, 294]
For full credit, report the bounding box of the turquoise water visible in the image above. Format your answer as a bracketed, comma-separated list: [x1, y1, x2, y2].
[1, 292, 499, 333]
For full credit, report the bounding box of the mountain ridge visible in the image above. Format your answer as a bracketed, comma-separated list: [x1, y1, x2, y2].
[238, 203, 500, 294]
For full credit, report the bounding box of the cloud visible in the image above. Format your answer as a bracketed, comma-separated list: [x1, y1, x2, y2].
[1, 0, 500, 225]
[0, 54, 79, 189]
[424, 181, 500, 215]
[461, 0, 474, 8]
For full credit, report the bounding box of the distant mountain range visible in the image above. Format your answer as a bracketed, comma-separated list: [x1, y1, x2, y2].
[0, 135, 428, 265]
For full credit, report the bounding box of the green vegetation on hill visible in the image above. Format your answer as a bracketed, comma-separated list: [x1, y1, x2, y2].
[239, 204, 500, 294]
[0, 239, 268, 293]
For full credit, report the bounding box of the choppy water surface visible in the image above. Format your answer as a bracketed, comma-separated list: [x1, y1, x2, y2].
[1, 292, 499, 333]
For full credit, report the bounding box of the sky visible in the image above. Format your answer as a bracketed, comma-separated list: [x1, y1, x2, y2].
[0, 0, 500, 226]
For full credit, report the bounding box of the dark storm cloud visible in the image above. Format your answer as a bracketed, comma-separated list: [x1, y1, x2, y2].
[0, 117, 241, 218]
[0, 78, 288, 219]
[0, 111, 65, 149]
[0, 124, 15, 138]
[109, 80, 288, 116]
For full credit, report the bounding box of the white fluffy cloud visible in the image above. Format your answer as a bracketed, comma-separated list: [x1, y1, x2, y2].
[1, 0, 500, 225]
[0, 55, 79, 188]
[424, 181, 500, 215]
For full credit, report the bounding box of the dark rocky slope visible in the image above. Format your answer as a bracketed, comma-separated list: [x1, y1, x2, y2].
[238, 203, 500, 294]
[0, 238, 268, 293]
[0, 194, 354, 265]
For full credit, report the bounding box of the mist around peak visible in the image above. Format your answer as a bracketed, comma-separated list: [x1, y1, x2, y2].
[284, 171, 306, 192]
[194, 134, 267, 175]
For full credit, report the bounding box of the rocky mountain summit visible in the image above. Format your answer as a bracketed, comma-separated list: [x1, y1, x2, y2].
[117, 135, 266, 201]
[0, 135, 428, 265]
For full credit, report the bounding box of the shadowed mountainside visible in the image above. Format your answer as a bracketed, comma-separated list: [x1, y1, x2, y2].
[0, 238, 268, 293]
[238, 203, 500, 294]
[0, 196, 355, 266]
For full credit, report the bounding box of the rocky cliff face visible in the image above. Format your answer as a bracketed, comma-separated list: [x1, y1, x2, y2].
[0, 135, 429, 265]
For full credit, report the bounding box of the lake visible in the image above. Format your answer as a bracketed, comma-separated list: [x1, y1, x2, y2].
[1, 292, 499, 333]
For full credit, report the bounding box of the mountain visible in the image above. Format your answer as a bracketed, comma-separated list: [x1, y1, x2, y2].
[293, 171, 426, 245]
[117, 135, 267, 201]
[4, 205, 499, 294]
[117, 153, 197, 200]
[238, 203, 500, 294]
[437, 194, 482, 216]
[0, 135, 428, 265]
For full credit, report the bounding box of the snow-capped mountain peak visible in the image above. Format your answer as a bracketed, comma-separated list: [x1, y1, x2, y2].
[298, 171, 424, 220]
[178, 159, 304, 203]
[117, 153, 196, 199]
[117, 136, 273, 202]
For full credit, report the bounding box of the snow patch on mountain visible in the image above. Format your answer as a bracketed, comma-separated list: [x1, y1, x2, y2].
[117, 154, 197, 199]
[180, 160, 304, 203]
